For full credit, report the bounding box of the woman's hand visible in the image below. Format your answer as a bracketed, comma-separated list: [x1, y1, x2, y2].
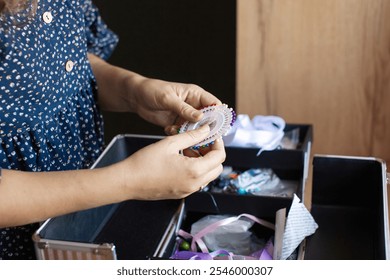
[129, 77, 222, 132]
[117, 125, 226, 200]
[89, 54, 226, 200]
[89, 54, 221, 132]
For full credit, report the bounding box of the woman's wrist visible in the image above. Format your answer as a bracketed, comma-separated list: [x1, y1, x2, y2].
[123, 72, 148, 113]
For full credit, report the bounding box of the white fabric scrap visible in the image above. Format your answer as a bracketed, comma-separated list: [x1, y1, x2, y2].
[223, 114, 285, 152]
[281, 194, 319, 260]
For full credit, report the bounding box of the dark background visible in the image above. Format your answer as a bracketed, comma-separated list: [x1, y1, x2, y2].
[93, 0, 236, 143]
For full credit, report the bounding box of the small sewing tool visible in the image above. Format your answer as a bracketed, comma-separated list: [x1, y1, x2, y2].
[179, 104, 236, 149]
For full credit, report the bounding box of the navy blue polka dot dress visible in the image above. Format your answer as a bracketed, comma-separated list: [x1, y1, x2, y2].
[0, 0, 118, 259]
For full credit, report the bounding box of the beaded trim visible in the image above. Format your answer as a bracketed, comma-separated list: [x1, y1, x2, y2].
[179, 104, 236, 149]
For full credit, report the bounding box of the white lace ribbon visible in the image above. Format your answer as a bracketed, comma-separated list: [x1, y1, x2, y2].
[223, 115, 286, 156]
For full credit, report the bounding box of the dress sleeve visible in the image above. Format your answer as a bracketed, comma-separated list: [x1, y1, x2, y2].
[82, 0, 119, 60]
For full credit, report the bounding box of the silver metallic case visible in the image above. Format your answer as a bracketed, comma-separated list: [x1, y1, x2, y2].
[33, 127, 389, 260]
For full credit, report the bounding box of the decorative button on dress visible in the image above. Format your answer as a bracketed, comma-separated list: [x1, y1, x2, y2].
[0, 0, 118, 259]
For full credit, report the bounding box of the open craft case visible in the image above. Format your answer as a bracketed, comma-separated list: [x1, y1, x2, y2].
[32, 124, 390, 260]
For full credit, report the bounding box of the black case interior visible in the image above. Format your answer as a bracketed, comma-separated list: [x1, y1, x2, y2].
[304, 156, 387, 260]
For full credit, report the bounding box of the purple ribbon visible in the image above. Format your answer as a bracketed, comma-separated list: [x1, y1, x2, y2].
[171, 213, 276, 260]
[171, 250, 233, 260]
[170, 245, 273, 260]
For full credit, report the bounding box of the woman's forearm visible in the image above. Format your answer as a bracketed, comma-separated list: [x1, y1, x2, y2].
[0, 164, 124, 227]
[88, 53, 145, 113]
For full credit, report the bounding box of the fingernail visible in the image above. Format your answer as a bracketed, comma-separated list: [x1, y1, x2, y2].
[191, 110, 202, 119]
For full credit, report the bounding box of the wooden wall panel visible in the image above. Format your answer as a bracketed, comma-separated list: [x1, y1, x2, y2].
[237, 0, 390, 162]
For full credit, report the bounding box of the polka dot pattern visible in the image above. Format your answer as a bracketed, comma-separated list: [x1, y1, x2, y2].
[0, 0, 118, 259]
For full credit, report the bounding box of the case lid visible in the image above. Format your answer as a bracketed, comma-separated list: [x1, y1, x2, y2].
[304, 155, 389, 260]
